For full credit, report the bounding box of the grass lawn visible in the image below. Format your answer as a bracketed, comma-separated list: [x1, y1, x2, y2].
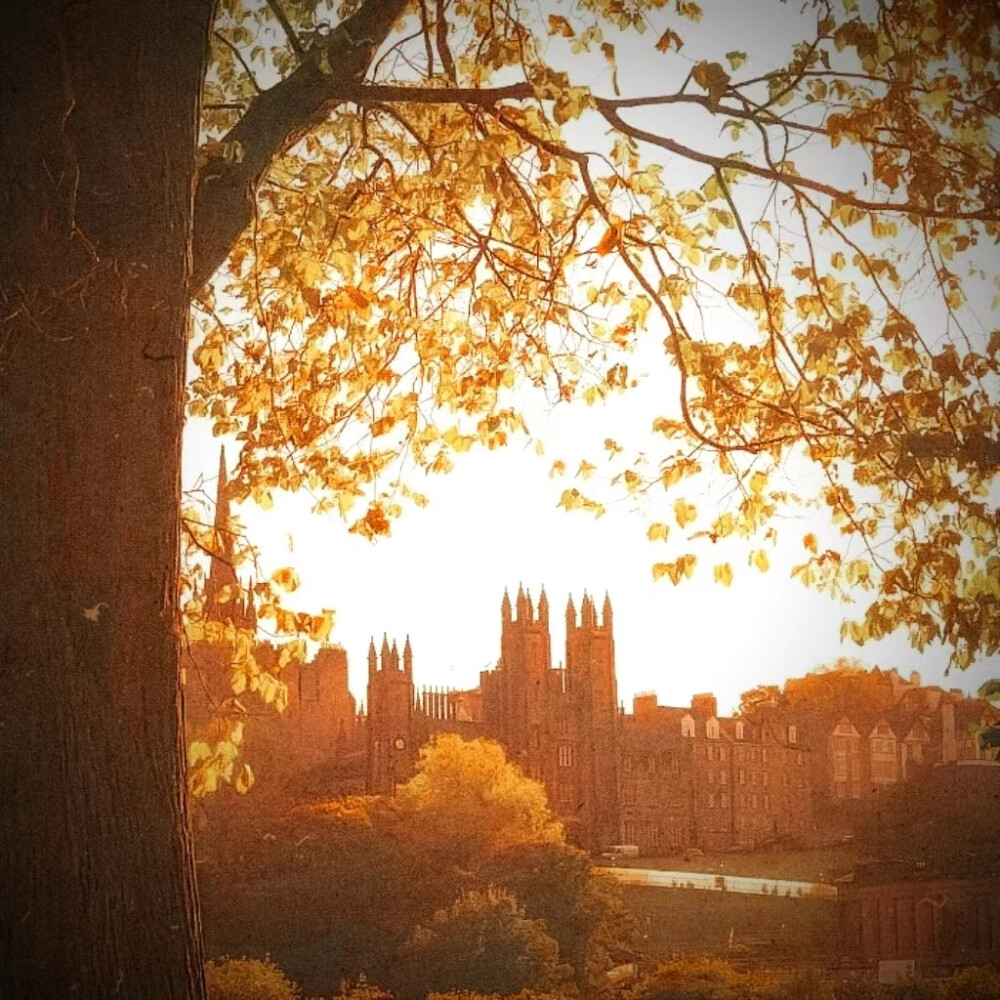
[623, 884, 840, 963]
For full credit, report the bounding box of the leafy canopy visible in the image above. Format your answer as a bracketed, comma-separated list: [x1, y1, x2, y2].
[184, 0, 1000, 741]
[394, 734, 564, 863]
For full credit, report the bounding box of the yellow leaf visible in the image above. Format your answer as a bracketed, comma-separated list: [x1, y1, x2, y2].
[647, 522, 670, 542]
[235, 762, 254, 795]
[726, 50, 747, 70]
[652, 562, 675, 583]
[549, 460, 566, 478]
[749, 471, 767, 495]
[308, 609, 335, 643]
[548, 14, 574, 36]
[271, 567, 300, 592]
[751, 549, 770, 572]
[674, 499, 697, 528]
[803, 533, 818, 554]
[714, 562, 733, 586]
[595, 226, 620, 256]
[187, 741, 211, 768]
[577, 460, 596, 480]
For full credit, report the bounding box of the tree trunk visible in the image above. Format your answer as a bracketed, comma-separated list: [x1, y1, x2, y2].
[0, 3, 215, 997]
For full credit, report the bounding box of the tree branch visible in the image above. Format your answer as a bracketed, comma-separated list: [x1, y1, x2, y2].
[192, 0, 408, 290]
[265, 0, 307, 64]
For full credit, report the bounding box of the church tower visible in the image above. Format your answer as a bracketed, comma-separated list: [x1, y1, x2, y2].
[566, 591, 620, 850]
[366, 633, 416, 794]
[488, 585, 553, 782]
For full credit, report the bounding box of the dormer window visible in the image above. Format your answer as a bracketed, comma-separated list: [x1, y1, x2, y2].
[706, 718, 720, 739]
[735, 721, 745, 741]
[787, 724, 797, 745]
[681, 714, 695, 738]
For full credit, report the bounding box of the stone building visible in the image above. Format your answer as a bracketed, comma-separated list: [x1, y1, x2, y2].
[186, 449, 995, 851]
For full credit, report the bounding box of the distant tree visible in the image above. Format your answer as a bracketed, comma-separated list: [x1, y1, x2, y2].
[854, 764, 1000, 866]
[397, 889, 571, 1000]
[482, 842, 636, 993]
[737, 685, 785, 716]
[393, 735, 564, 868]
[780, 660, 896, 715]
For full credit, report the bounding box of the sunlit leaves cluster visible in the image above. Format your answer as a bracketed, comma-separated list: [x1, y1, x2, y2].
[190, 0, 999, 670]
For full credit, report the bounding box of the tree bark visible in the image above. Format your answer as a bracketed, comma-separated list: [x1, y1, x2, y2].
[0, 3, 215, 997]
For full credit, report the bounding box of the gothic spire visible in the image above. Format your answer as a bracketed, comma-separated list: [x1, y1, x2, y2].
[205, 445, 239, 617]
[501, 588, 512, 624]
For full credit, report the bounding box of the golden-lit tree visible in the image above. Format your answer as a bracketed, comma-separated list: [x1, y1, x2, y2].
[2, 0, 998, 996]
[394, 735, 564, 863]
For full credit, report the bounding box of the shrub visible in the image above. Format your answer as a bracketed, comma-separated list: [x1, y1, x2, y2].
[205, 957, 301, 1000]
[938, 965, 1000, 1000]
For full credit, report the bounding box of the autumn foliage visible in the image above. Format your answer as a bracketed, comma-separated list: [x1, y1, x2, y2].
[183, 0, 999, 682]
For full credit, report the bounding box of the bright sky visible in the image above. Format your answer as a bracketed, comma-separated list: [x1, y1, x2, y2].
[183, 0, 1000, 716]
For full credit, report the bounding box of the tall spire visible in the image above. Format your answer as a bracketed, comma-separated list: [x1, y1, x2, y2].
[566, 594, 576, 631]
[581, 592, 596, 628]
[538, 587, 549, 625]
[390, 639, 399, 671]
[204, 445, 239, 617]
[368, 638, 378, 677]
[516, 583, 529, 621]
[501, 588, 512, 624]
[380, 633, 390, 671]
[244, 580, 258, 632]
[403, 635, 413, 675]
[602, 591, 613, 629]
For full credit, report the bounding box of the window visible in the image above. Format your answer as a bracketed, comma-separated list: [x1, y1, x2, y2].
[681, 714, 695, 738]
[708, 770, 714, 784]
[763, 794, 770, 812]
[706, 718, 720, 739]
[719, 747, 727, 761]
[707, 744, 715, 761]
[720, 769, 728, 785]
[750, 770, 757, 786]
[762, 748, 769, 764]
[720, 792, 730, 809]
[762, 772, 769, 787]
[797, 752, 804, 766]
[738, 768, 746, 785]
[788, 725, 798, 745]
[708, 792, 716, 808]
[735, 721, 745, 740]
[558, 744, 575, 767]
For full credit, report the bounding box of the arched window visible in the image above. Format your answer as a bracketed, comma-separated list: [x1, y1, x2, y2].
[735, 721, 745, 741]
[706, 717, 720, 739]
[681, 714, 695, 738]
